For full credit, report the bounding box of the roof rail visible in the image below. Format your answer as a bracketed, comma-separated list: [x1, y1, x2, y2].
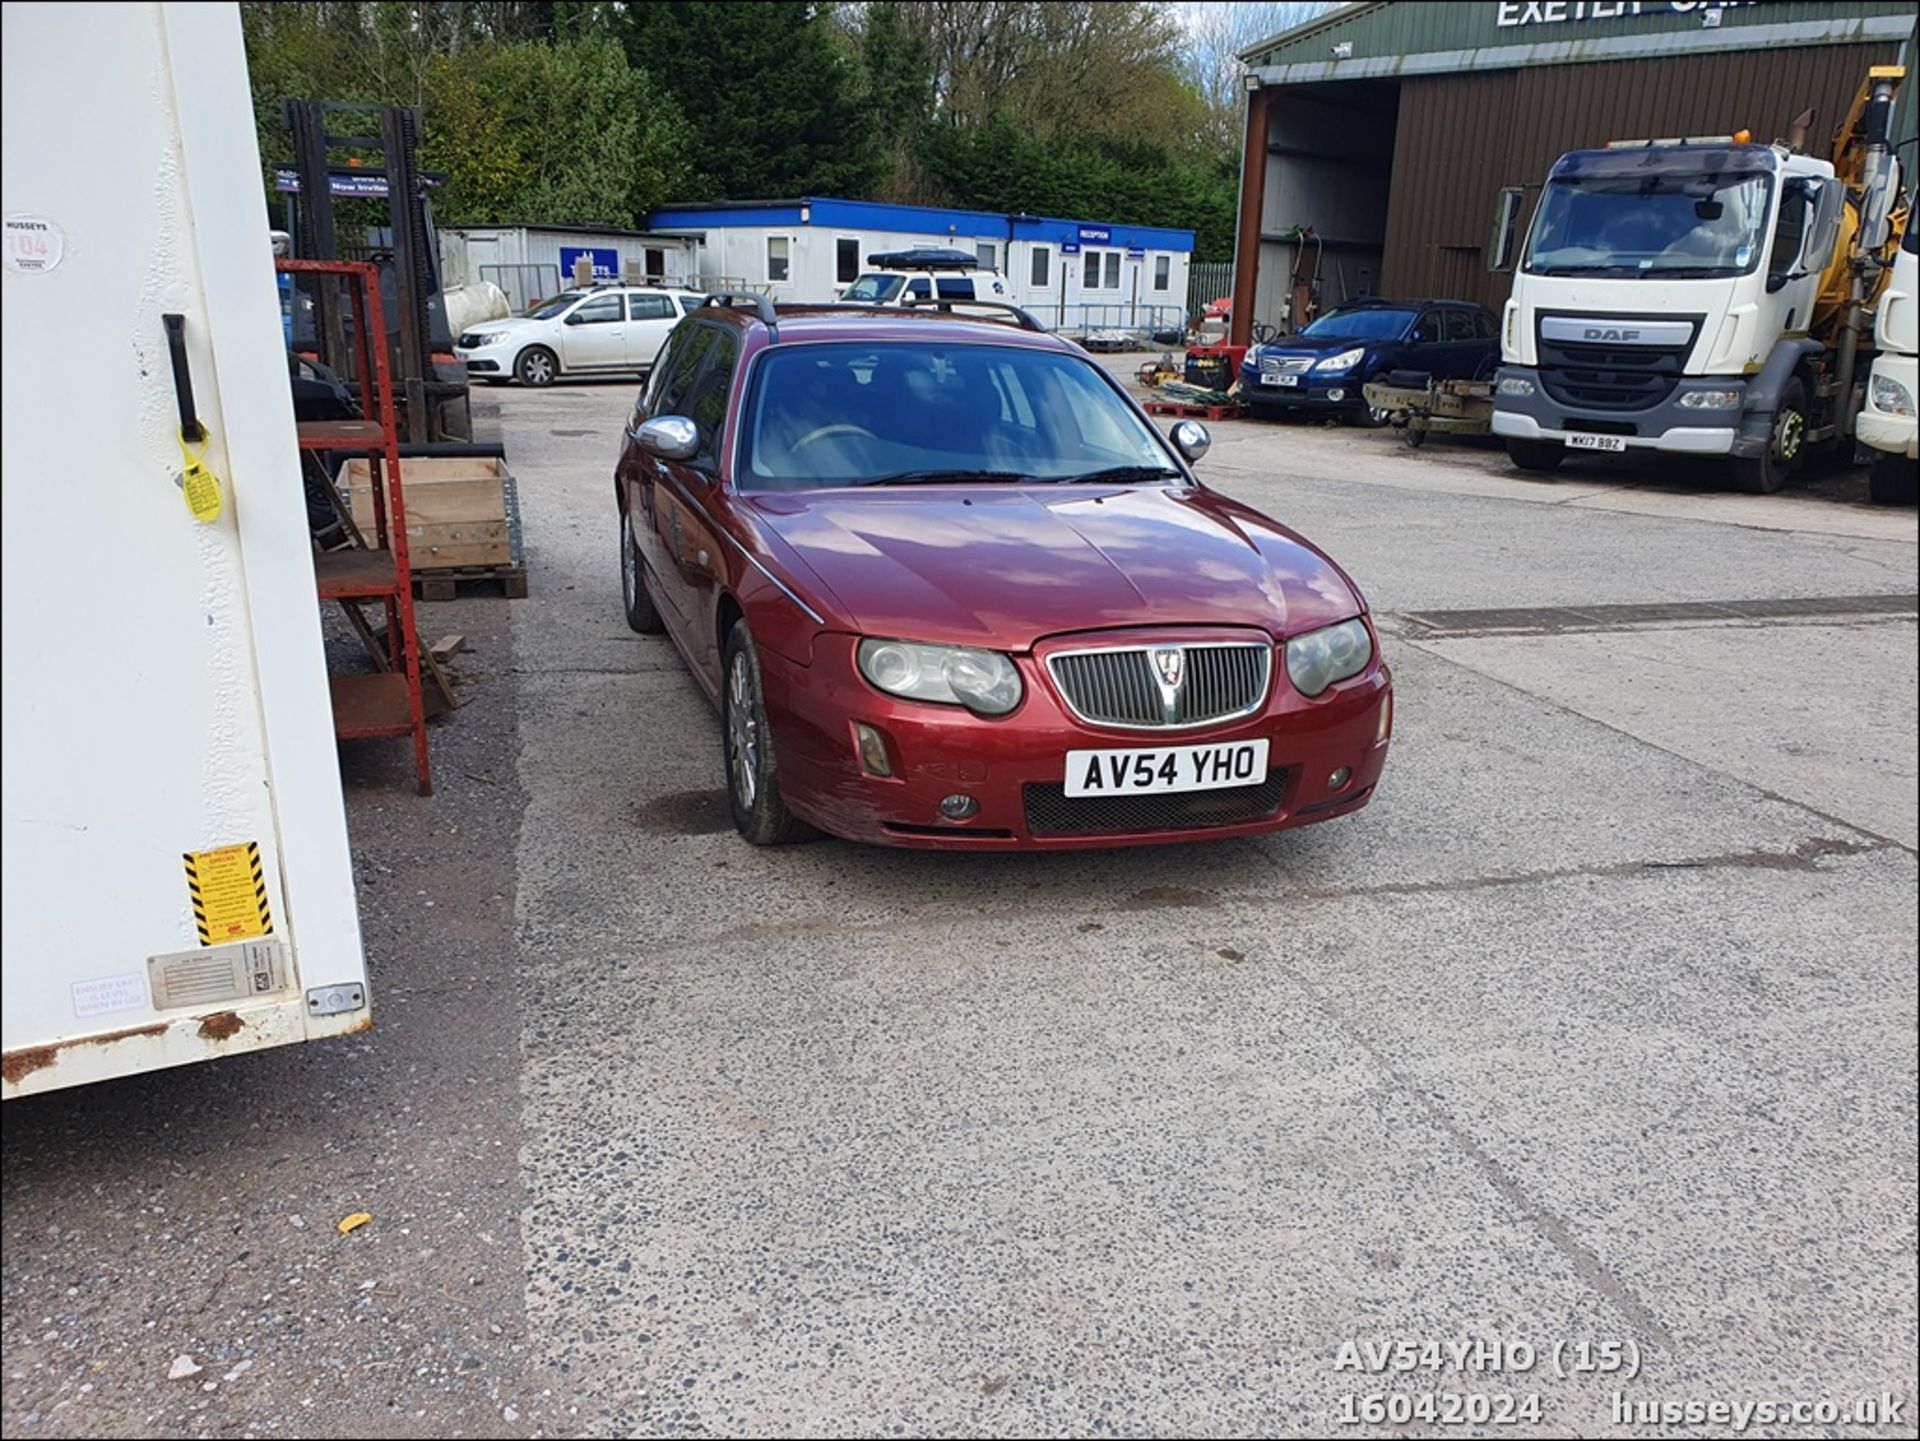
[898, 295, 1048, 332]
[703, 291, 779, 338]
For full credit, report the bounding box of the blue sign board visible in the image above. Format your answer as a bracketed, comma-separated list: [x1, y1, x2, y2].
[1077, 226, 1112, 244]
[1060, 241, 1081, 255]
[274, 168, 394, 198]
[559, 245, 621, 282]
[1126, 245, 1145, 259]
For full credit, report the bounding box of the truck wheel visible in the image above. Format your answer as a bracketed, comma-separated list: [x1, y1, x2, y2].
[1507, 438, 1565, 473]
[1868, 451, 1919, 506]
[515, 346, 558, 387]
[1731, 379, 1807, 494]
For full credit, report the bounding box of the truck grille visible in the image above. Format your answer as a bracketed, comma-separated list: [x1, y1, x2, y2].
[1046, 642, 1271, 730]
[1024, 769, 1292, 836]
[1536, 329, 1697, 412]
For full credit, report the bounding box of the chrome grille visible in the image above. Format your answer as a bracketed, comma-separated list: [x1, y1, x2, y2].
[1260, 355, 1312, 374]
[1046, 642, 1271, 730]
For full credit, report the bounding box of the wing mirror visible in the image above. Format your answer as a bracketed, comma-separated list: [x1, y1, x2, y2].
[637, 415, 700, 461]
[1170, 420, 1211, 463]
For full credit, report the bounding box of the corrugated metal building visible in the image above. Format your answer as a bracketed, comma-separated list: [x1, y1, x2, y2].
[1230, 1, 1917, 342]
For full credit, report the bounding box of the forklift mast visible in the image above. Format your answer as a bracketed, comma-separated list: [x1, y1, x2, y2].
[281, 99, 470, 443]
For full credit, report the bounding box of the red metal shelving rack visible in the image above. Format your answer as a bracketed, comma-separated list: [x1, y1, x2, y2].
[280, 258, 433, 796]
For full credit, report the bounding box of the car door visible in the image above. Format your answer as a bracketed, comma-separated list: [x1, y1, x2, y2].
[654, 326, 740, 687]
[630, 324, 716, 637]
[624, 292, 679, 371]
[558, 291, 627, 369]
[1404, 308, 1446, 377]
[1441, 307, 1483, 379]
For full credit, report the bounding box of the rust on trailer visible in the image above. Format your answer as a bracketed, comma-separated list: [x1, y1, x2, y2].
[197, 1010, 245, 1042]
[3, 1020, 171, 1086]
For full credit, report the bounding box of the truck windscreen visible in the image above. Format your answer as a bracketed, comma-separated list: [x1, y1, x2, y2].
[1524, 172, 1772, 278]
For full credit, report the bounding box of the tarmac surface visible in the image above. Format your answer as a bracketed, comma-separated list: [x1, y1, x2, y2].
[4, 365, 1915, 1438]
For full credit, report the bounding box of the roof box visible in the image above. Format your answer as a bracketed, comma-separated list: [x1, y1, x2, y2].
[865, 247, 980, 272]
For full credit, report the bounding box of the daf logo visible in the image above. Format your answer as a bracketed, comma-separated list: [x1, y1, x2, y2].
[1584, 326, 1641, 342]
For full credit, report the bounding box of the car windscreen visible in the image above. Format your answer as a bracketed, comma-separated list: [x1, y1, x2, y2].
[739, 342, 1174, 492]
[528, 291, 587, 320]
[841, 274, 905, 303]
[1524, 172, 1772, 277]
[1300, 309, 1415, 341]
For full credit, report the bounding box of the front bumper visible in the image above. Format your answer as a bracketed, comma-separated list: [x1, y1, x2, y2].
[1857, 355, 1918, 459]
[759, 632, 1393, 850]
[1491, 366, 1752, 456]
[1240, 366, 1367, 410]
[454, 339, 518, 377]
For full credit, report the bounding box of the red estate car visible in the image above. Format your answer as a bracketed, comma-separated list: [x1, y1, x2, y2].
[615, 295, 1392, 849]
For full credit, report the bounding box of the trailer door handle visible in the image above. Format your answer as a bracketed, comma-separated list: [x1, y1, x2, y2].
[163, 313, 207, 443]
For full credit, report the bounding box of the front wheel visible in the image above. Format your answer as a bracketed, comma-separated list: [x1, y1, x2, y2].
[721, 621, 812, 846]
[1868, 450, 1919, 506]
[515, 345, 558, 387]
[1730, 378, 1807, 494]
[1507, 438, 1565, 473]
[619, 511, 664, 634]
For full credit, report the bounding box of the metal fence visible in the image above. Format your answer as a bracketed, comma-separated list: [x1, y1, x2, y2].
[1187, 261, 1232, 318]
[479, 262, 561, 315]
[1025, 302, 1188, 343]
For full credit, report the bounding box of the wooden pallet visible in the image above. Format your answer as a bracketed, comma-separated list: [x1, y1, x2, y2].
[416, 564, 528, 601]
[1144, 399, 1243, 420]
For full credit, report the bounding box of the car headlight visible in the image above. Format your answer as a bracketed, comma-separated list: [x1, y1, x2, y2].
[1679, 388, 1742, 409]
[856, 638, 1023, 716]
[1285, 618, 1373, 698]
[1496, 375, 1535, 397]
[462, 331, 505, 348]
[1871, 372, 1915, 417]
[1314, 347, 1366, 373]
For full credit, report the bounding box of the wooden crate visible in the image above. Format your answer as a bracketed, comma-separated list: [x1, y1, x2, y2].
[341, 456, 514, 572]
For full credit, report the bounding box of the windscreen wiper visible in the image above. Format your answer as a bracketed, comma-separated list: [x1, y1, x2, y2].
[855, 468, 1030, 486]
[1048, 465, 1184, 484]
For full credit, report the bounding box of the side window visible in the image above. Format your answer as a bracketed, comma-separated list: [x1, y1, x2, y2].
[653, 324, 716, 417]
[678, 295, 705, 315]
[640, 331, 681, 418]
[570, 294, 624, 325]
[685, 329, 739, 464]
[1082, 251, 1102, 290]
[1473, 310, 1498, 340]
[1030, 246, 1050, 287]
[935, 277, 975, 301]
[1411, 311, 1443, 344]
[1445, 309, 1477, 342]
[905, 278, 932, 300]
[629, 294, 675, 321]
[836, 237, 860, 284]
[1153, 255, 1170, 291]
[1103, 252, 1121, 289]
[767, 236, 790, 284]
[975, 242, 997, 271]
[1768, 178, 1811, 274]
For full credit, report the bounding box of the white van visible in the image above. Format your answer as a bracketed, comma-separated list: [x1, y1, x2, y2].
[839, 247, 1011, 307]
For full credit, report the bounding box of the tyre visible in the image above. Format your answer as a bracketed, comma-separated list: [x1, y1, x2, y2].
[721, 620, 812, 845]
[515, 346, 558, 387]
[619, 511, 665, 634]
[1868, 450, 1919, 506]
[1507, 438, 1565, 473]
[1730, 378, 1807, 494]
[1402, 425, 1427, 449]
[1353, 403, 1391, 428]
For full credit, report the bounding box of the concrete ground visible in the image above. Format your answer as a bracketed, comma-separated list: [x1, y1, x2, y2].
[3, 367, 1916, 1439]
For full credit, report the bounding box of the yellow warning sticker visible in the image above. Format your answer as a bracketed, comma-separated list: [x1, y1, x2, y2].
[183, 841, 272, 946]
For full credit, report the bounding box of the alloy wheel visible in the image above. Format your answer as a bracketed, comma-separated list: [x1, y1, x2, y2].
[727, 651, 760, 809]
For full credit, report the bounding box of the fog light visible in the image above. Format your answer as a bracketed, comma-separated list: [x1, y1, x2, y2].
[939, 793, 978, 821]
[854, 722, 891, 777]
[1327, 387, 1346, 402]
[1328, 766, 1352, 792]
[1496, 375, 1535, 398]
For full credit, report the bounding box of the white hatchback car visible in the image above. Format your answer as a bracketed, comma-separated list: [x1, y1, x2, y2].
[456, 286, 708, 386]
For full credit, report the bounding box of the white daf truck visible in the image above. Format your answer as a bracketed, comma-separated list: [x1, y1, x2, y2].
[1857, 222, 1918, 503]
[1493, 69, 1907, 495]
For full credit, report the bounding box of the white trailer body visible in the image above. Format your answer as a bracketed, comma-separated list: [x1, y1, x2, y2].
[2, 2, 369, 1097]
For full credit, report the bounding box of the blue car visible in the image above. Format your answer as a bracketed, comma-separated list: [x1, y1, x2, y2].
[1241, 298, 1501, 424]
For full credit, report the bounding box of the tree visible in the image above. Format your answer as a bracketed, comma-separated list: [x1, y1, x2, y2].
[1181, 1, 1336, 151]
[615, 2, 881, 199]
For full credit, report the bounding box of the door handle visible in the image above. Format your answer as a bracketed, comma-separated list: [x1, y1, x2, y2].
[162, 313, 206, 442]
